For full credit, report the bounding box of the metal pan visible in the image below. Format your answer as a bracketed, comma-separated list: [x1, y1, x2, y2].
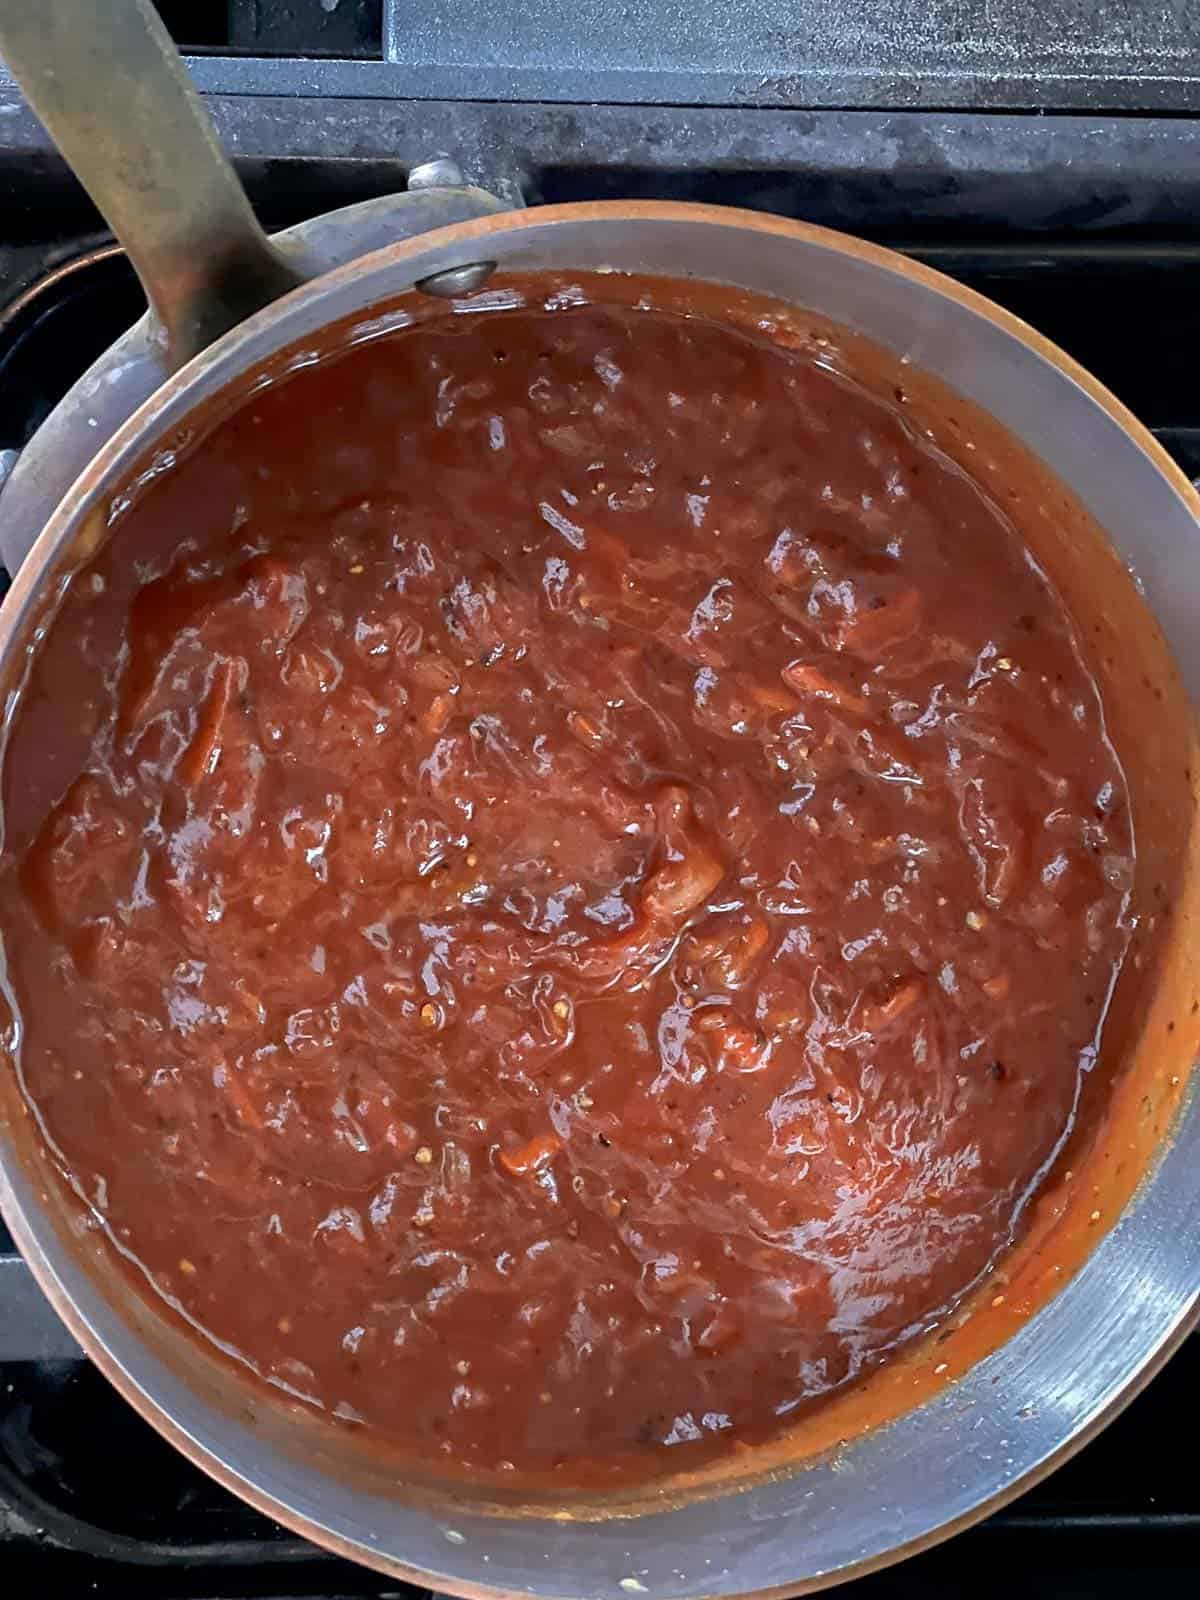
[0, 3, 1198, 1595]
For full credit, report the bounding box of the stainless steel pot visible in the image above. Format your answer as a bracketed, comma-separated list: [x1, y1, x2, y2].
[1, 3, 1199, 1595]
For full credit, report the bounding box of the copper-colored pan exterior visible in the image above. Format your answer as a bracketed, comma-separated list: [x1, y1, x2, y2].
[1, 200, 1199, 1597]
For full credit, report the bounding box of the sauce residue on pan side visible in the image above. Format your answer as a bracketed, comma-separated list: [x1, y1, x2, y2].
[0, 287, 1133, 1481]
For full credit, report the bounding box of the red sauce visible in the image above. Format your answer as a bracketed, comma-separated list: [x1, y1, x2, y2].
[0, 283, 1133, 1479]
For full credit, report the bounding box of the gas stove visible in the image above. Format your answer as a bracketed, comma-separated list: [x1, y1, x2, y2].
[2, 3, 1200, 1596]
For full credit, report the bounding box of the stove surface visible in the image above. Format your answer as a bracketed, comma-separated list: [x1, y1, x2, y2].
[1, 5, 1199, 1596]
[35, 0, 1200, 109]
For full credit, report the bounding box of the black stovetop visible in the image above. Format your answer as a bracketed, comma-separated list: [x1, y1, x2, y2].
[2, 4, 1200, 1597]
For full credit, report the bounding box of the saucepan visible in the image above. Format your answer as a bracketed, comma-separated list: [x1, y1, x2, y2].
[1, 2, 1198, 1594]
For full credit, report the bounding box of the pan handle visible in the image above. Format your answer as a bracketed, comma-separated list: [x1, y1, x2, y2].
[0, 0, 304, 370]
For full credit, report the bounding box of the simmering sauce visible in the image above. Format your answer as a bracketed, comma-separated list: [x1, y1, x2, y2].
[0, 280, 1133, 1478]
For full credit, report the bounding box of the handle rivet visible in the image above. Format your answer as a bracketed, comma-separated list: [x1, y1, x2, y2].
[407, 156, 466, 192]
[416, 261, 497, 299]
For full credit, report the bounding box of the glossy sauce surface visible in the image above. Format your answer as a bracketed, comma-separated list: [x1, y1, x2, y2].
[0, 286, 1133, 1479]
